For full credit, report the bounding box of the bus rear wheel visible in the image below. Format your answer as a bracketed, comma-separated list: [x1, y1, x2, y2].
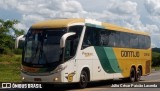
[78, 70, 88, 88]
[128, 67, 136, 82]
[136, 68, 141, 82]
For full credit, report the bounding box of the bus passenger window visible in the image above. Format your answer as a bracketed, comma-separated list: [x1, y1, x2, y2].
[100, 30, 109, 46]
[64, 25, 83, 60]
[145, 36, 151, 49]
[138, 35, 146, 49]
[119, 32, 130, 48]
[130, 34, 139, 48]
[82, 27, 93, 49]
[108, 32, 116, 47]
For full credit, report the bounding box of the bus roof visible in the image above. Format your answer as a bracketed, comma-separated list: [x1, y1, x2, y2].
[31, 18, 84, 29]
[31, 18, 149, 36]
[102, 22, 149, 36]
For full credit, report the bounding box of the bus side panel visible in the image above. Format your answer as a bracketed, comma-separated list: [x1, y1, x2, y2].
[75, 47, 93, 81]
[113, 48, 151, 78]
[61, 60, 77, 83]
[76, 46, 108, 81]
[93, 47, 123, 79]
[140, 49, 152, 75]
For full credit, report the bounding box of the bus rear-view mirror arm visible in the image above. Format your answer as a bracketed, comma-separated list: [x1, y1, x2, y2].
[15, 35, 25, 48]
[60, 32, 76, 48]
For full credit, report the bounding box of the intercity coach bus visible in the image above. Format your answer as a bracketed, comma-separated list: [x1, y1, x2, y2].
[16, 18, 151, 88]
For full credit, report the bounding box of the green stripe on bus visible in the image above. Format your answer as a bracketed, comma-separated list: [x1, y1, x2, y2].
[94, 47, 121, 73]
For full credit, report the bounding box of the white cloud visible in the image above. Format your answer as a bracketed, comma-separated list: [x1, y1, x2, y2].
[151, 34, 160, 47]
[0, 0, 86, 30]
[14, 23, 27, 30]
[61, 0, 83, 12]
[22, 14, 45, 22]
[0, 0, 140, 29]
[0, 0, 16, 9]
[108, 1, 137, 15]
[145, 24, 159, 34]
[145, 0, 160, 15]
[145, 0, 160, 26]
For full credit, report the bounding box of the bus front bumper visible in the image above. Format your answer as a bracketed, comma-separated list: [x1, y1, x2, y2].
[21, 72, 63, 83]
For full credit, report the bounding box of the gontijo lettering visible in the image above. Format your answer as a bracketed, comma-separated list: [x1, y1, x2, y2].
[121, 50, 140, 57]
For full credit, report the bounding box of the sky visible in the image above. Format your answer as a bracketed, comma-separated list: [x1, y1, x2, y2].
[0, 0, 160, 48]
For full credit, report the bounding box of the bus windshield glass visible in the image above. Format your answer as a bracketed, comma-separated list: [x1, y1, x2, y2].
[23, 28, 66, 67]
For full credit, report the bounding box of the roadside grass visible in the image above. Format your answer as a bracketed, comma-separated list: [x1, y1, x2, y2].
[152, 66, 160, 71]
[0, 54, 21, 82]
[152, 52, 160, 58]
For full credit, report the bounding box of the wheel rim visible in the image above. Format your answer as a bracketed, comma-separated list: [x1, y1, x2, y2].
[80, 72, 88, 88]
[81, 74, 86, 83]
[130, 68, 135, 82]
[137, 69, 141, 81]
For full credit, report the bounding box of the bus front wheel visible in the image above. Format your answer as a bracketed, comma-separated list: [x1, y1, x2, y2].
[78, 70, 88, 88]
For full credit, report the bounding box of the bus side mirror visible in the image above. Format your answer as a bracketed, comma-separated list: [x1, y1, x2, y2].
[60, 32, 76, 48]
[15, 35, 25, 48]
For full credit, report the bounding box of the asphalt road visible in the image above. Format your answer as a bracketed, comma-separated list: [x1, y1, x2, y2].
[0, 71, 160, 91]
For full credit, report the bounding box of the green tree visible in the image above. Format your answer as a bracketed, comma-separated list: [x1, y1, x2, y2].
[0, 19, 25, 54]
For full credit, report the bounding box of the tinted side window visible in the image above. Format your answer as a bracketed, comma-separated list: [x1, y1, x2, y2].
[100, 30, 110, 46]
[112, 31, 119, 47]
[108, 31, 116, 47]
[82, 26, 100, 49]
[82, 27, 94, 49]
[119, 32, 130, 47]
[82, 27, 93, 48]
[138, 35, 146, 48]
[69, 25, 83, 39]
[65, 25, 83, 60]
[93, 28, 100, 46]
[145, 36, 151, 48]
[130, 34, 139, 48]
[99, 30, 120, 47]
[82, 26, 150, 49]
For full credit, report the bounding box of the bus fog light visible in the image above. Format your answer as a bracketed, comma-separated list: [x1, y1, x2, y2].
[54, 77, 58, 81]
[22, 77, 25, 80]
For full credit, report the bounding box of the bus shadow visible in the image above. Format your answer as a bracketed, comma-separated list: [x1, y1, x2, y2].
[41, 79, 132, 91]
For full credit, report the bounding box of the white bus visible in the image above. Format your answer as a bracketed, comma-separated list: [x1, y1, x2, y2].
[17, 18, 151, 88]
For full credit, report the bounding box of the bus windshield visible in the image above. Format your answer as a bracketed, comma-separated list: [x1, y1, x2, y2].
[23, 28, 66, 67]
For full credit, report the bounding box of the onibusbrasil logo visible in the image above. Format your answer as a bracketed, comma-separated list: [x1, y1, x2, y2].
[1, 83, 42, 89]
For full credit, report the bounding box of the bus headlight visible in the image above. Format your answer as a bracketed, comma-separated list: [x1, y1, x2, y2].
[53, 77, 59, 81]
[22, 77, 25, 81]
[50, 65, 67, 74]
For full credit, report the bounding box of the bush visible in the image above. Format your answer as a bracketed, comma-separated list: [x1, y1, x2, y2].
[3, 48, 14, 55]
[152, 55, 160, 66]
[13, 48, 22, 55]
[14, 55, 22, 62]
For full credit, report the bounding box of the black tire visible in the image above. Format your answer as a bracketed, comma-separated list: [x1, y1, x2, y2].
[78, 70, 88, 88]
[136, 68, 141, 82]
[129, 67, 136, 82]
[123, 67, 136, 83]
